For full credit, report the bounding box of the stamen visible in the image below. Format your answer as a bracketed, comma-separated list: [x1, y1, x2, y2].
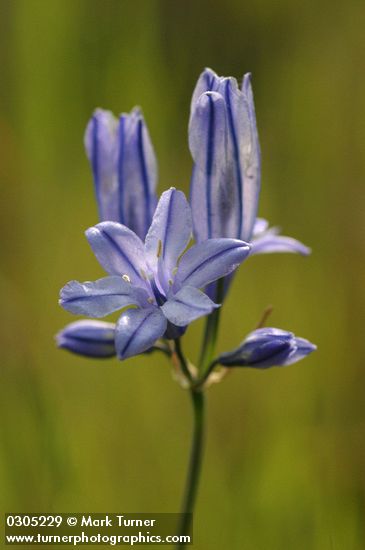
[140, 269, 148, 280]
[172, 267, 178, 276]
[157, 239, 163, 258]
[168, 279, 173, 286]
[122, 274, 131, 283]
[147, 297, 154, 304]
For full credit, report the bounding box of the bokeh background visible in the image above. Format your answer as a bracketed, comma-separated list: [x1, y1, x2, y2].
[1, 0, 364, 548]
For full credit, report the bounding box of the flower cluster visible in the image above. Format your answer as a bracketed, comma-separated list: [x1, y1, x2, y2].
[57, 68, 316, 372]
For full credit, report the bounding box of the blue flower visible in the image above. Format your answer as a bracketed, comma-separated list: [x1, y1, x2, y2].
[56, 320, 116, 358]
[84, 107, 157, 240]
[189, 68, 309, 256]
[59, 188, 251, 360]
[218, 328, 316, 369]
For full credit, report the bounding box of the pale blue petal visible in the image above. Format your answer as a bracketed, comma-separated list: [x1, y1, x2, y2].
[189, 92, 235, 241]
[248, 327, 294, 338]
[219, 77, 261, 241]
[85, 222, 149, 288]
[251, 234, 311, 256]
[241, 73, 261, 236]
[56, 320, 116, 358]
[189, 92, 228, 174]
[191, 166, 240, 241]
[176, 238, 250, 289]
[115, 307, 167, 360]
[283, 337, 317, 366]
[59, 276, 149, 317]
[252, 217, 269, 237]
[161, 286, 219, 327]
[145, 188, 192, 280]
[84, 109, 119, 222]
[190, 67, 221, 114]
[117, 108, 158, 239]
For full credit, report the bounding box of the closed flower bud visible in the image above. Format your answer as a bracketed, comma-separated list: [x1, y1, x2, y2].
[56, 320, 116, 359]
[84, 107, 157, 240]
[189, 69, 261, 244]
[189, 69, 310, 302]
[218, 328, 316, 369]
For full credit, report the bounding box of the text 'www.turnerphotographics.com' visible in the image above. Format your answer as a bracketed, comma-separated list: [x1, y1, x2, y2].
[5, 514, 192, 546]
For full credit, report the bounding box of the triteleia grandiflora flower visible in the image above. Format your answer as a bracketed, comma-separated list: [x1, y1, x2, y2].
[59, 188, 250, 360]
[84, 107, 157, 240]
[189, 68, 310, 265]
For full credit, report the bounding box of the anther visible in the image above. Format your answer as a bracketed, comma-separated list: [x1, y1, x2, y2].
[122, 274, 131, 283]
[157, 239, 163, 258]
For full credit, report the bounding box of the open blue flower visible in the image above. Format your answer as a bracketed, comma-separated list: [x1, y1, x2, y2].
[59, 188, 251, 360]
[218, 328, 316, 369]
[189, 67, 309, 256]
[84, 107, 157, 240]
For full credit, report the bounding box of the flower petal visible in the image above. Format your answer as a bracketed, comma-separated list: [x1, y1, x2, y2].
[115, 307, 167, 360]
[84, 109, 119, 222]
[190, 67, 221, 114]
[189, 92, 235, 241]
[219, 76, 261, 241]
[176, 238, 250, 289]
[85, 221, 149, 289]
[161, 286, 219, 327]
[145, 188, 192, 278]
[283, 337, 317, 366]
[252, 217, 269, 236]
[56, 320, 116, 358]
[251, 234, 311, 256]
[117, 108, 158, 239]
[189, 92, 228, 174]
[241, 73, 261, 238]
[59, 276, 149, 317]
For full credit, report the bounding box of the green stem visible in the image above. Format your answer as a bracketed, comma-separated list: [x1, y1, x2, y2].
[175, 279, 225, 546]
[194, 359, 219, 391]
[176, 389, 205, 548]
[198, 278, 224, 374]
[174, 338, 193, 384]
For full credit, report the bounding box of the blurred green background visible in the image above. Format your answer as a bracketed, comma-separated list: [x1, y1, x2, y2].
[1, 0, 364, 548]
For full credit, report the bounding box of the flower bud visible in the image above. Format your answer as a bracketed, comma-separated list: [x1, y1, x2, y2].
[84, 107, 157, 240]
[218, 328, 316, 369]
[56, 320, 116, 359]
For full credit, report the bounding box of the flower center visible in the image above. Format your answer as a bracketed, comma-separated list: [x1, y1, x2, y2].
[150, 278, 166, 306]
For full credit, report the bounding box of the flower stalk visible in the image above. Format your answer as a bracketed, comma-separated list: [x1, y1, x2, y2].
[198, 278, 224, 375]
[176, 387, 205, 549]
